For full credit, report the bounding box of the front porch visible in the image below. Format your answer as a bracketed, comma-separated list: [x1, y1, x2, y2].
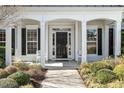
[1, 12, 121, 68]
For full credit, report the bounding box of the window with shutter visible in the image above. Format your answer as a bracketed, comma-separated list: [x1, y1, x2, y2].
[87, 28, 97, 54]
[26, 28, 38, 54]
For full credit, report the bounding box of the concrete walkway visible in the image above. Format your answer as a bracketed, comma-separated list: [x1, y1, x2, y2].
[42, 70, 85, 88]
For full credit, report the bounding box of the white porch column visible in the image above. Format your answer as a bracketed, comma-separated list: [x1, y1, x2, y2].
[104, 25, 109, 58]
[45, 23, 48, 61]
[5, 26, 12, 65]
[75, 21, 78, 61]
[81, 20, 87, 62]
[40, 20, 46, 67]
[115, 20, 121, 56]
[15, 25, 21, 57]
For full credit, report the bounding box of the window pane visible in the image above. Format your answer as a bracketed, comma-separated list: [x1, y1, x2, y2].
[27, 29, 37, 41]
[0, 31, 5, 41]
[0, 29, 5, 59]
[27, 42, 37, 54]
[87, 29, 97, 41]
[87, 42, 96, 54]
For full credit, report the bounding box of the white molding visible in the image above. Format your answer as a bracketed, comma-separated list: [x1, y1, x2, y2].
[26, 25, 38, 29]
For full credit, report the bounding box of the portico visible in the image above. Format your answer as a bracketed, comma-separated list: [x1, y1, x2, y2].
[1, 6, 122, 68]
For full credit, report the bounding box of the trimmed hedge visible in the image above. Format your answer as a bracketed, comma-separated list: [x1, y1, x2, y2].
[0, 69, 9, 79]
[26, 69, 45, 81]
[8, 71, 30, 85]
[4, 65, 18, 74]
[13, 62, 29, 71]
[0, 78, 18, 88]
[113, 64, 124, 81]
[90, 62, 112, 73]
[96, 69, 116, 84]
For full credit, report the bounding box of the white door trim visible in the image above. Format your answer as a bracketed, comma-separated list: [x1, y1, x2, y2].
[49, 25, 74, 60]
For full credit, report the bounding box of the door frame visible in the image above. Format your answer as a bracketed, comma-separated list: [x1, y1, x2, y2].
[49, 25, 74, 60]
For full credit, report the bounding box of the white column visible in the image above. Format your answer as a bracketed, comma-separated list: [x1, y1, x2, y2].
[115, 20, 121, 56]
[75, 21, 78, 61]
[15, 25, 21, 58]
[104, 25, 109, 58]
[81, 20, 87, 62]
[5, 26, 12, 65]
[40, 20, 45, 67]
[45, 23, 48, 61]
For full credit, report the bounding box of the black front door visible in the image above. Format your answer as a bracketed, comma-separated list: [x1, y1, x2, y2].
[56, 32, 67, 58]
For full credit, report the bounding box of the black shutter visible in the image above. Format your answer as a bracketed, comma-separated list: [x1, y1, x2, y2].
[109, 28, 114, 56]
[12, 28, 15, 56]
[38, 28, 40, 50]
[98, 28, 102, 55]
[21, 28, 26, 55]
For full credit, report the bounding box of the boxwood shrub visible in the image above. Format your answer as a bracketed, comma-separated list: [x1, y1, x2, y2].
[0, 78, 18, 88]
[4, 65, 18, 74]
[113, 64, 124, 81]
[8, 71, 30, 85]
[0, 69, 9, 79]
[90, 62, 112, 73]
[96, 69, 116, 84]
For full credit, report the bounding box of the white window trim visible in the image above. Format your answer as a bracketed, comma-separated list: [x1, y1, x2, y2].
[87, 25, 98, 56]
[26, 25, 38, 55]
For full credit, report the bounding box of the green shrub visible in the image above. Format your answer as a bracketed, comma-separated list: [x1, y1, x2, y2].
[96, 69, 116, 84]
[8, 71, 30, 85]
[88, 82, 106, 88]
[80, 68, 91, 76]
[90, 62, 112, 73]
[0, 78, 18, 88]
[28, 63, 42, 70]
[13, 62, 29, 71]
[79, 63, 90, 71]
[0, 69, 9, 79]
[84, 73, 97, 87]
[4, 65, 18, 74]
[107, 80, 124, 88]
[0, 58, 5, 68]
[26, 69, 45, 81]
[113, 64, 124, 81]
[104, 58, 116, 69]
[20, 84, 34, 88]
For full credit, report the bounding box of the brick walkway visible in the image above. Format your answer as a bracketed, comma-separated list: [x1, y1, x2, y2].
[42, 70, 85, 88]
